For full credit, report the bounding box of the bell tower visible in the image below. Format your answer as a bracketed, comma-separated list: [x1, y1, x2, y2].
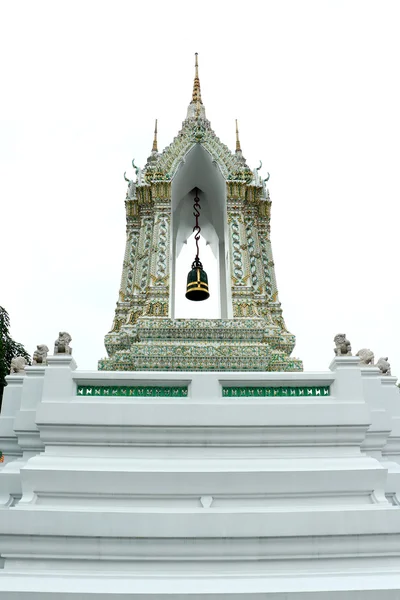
[99, 55, 302, 372]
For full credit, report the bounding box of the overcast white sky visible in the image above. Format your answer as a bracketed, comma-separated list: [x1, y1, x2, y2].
[0, 0, 399, 377]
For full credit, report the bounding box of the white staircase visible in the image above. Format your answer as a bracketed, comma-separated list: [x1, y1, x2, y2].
[0, 355, 400, 598]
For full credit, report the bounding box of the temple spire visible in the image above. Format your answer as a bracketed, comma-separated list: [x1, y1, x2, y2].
[152, 119, 158, 153]
[235, 119, 241, 152]
[187, 53, 206, 120]
[192, 52, 202, 105]
[145, 118, 159, 165]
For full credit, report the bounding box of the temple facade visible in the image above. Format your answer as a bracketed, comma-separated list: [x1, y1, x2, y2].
[100, 54, 302, 372]
[0, 55, 400, 599]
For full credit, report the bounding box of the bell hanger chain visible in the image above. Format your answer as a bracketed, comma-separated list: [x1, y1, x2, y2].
[192, 187, 203, 270]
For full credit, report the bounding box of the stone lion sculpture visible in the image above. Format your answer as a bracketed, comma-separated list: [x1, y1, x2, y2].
[377, 357, 391, 376]
[10, 356, 27, 374]
[334, 333, 352, 356]
[54, 332, 72, 355]
[32, 344, 49, 365]
[356, 348, 374, 366]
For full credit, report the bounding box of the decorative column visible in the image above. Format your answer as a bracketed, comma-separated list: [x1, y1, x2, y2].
[142, 182, 171, 318]
[120, 199, 141, 303]
[243, 186, 271, 322]
[226, 182, 257, 318]
[125, 194, 152, 325]
[108, 195, 143, 334]
[257, 195, 291, 335]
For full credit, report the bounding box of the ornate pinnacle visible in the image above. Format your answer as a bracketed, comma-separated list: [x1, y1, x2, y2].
[191, 52, 203, 105]
[152, 119, 158, 153]
[186, 53, 206, 120]
[235, 119, 241, 152]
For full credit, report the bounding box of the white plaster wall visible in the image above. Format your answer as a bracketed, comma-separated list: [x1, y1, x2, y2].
[1, 356, 400, 598]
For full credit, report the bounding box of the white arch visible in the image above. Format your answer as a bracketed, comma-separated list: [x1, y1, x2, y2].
[170, 144, 232, 319]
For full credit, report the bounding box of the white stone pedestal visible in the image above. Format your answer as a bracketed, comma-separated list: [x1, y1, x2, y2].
[0, 356, 400, 598]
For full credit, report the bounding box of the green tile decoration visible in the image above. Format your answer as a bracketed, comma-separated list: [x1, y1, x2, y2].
[222, 386, 330, 397]
[77, 385, 188, 397]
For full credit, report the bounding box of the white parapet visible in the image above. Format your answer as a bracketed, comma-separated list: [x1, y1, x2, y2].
[0, 375, 24, 460]
[13, 365, 47, 456]
[359, 366, 392, 458]
[1, 356, 400, 598]
[0, 365, 47, 509]
[381, 375, 400, 462]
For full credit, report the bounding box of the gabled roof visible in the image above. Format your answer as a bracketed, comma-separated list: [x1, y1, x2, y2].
[143, 54, 253, 184]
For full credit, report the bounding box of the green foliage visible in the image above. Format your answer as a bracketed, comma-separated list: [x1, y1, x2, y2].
[0, 307, 31, 405]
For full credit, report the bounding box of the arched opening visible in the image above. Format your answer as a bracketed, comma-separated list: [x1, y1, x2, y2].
[170, 144, 232, 319]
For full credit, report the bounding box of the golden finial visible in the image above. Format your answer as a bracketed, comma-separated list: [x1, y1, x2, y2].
[192, 52, 203, 105]
[235, 119, 241, 152]
[152, 119, 158, 153]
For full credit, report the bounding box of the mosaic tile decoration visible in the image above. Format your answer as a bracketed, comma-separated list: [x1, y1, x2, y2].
[222, 386, 330, 397]
[100, 65, 303, 373]
[77, 385, 188, 397]
[98, 340, 303, 373]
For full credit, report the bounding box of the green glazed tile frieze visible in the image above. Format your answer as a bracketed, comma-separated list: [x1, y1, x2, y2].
[77, 385, 188, 397]
[77, 385, 329, 398]
[222, 386, 330, 397]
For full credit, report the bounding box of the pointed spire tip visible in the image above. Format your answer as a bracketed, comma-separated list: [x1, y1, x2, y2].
[192, 52, 202, 105]
[152, 118, 158, 153]
[235, 119, 241, 152]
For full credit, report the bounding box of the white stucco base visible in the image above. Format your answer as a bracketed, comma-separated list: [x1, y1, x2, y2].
[0, 355, 400, 598]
